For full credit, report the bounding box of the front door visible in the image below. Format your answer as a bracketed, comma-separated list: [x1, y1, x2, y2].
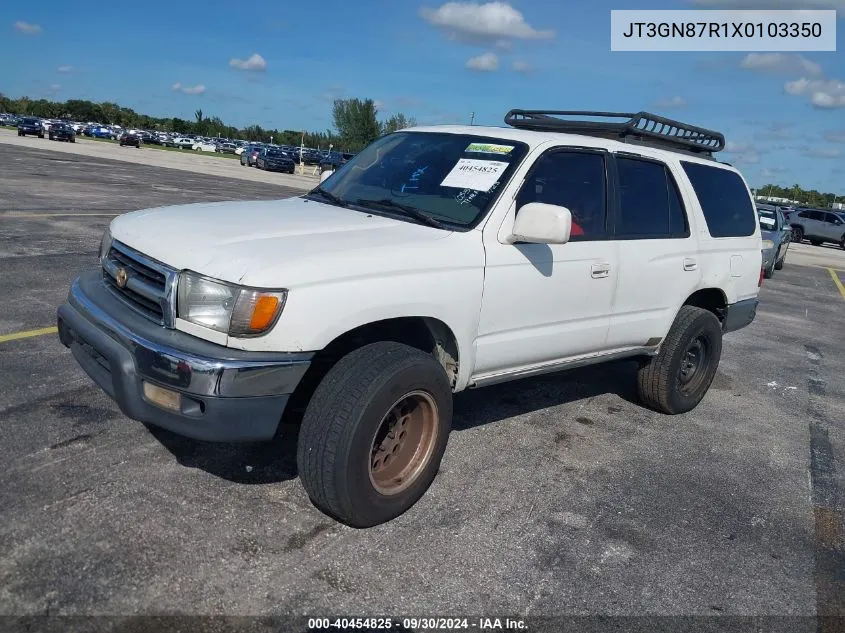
[474, 149, 618, 377]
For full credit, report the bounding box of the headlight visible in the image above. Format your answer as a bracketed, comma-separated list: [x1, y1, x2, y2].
[177, 271, 287, 337]
[99, 227, 112, 261]
[761, 239, 774, 250]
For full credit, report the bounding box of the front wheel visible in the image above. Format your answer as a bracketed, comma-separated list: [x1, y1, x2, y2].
[297, 342, 453, 528]
[840, 236, 845, 250]
[637, 305, 723, 415]
[793, 227, 804, 243]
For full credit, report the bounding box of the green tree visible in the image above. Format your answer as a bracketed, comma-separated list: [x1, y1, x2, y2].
[332, 98, 381, 151]
[381, 113, 416, 135]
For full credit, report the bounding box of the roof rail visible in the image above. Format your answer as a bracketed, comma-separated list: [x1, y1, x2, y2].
[504, 110, 725, 156]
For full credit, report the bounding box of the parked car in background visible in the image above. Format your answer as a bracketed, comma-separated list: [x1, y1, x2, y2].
[48, 122, 76, 142]
[216, 142, 237, 154]
[173, 137, 195, 150]
[119, 131, 142, 148]
[240, 144, 263, 166]
[789, 208, 845, 249]
[192, 140, 217, 152]
[256, 148, 296, 173]
[319, 151, 355, 172]
[17, 117, 44, 138]
[757, 206, 790, 278]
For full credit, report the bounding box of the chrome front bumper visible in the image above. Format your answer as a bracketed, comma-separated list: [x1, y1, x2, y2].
[57, 270, 313, 441]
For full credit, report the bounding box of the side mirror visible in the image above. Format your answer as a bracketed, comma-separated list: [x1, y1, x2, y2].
[320, 169, 334, 183]
[509, 202, 572, 244]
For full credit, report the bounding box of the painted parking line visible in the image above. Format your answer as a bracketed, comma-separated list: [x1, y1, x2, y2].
[0, 326, 58, 344]
[827, 268, 845, 301]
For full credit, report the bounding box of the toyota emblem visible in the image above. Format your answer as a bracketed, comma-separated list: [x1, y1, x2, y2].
[115, 267, 128, 288]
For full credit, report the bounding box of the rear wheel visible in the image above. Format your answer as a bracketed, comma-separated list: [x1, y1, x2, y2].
[297, 342, 452, 528]
[637, 305, 723, 415]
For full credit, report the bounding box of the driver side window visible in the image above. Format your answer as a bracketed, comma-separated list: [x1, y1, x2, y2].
[515, 151, 607, 241]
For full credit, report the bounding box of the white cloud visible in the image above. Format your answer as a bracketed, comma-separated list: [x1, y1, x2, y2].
[785, 77, 845, 108]
[229, 53, 267, 71]
[722, 141, 760, 164]
[172, 82, 206, 95]
[823, 129, 845, 143]
[805, 146, 842, 158]
[48, 83, 60, 91]
[754, 121, 794, 140]
[724, 141, 752, 153]
[57, 65, 73, 73]
[511, 59, 533, 73]
[374, 100, 385, 109]
[652, 96, 688, 109]
[14, 21, 41, 34]
[420, 2, 554, 44]
[466, 52, 499, 71]
[690, 0, 845, 13]
[740, 53, 822, 77]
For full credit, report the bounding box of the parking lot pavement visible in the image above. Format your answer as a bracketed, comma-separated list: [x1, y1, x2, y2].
[1, 149, 844, 626]
[0, 128, 319, 191]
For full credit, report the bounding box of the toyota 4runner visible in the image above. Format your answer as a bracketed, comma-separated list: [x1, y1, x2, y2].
[57, 110, 763, 527]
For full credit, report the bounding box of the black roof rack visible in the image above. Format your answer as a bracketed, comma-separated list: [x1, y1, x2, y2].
[504, 110, 725, 156]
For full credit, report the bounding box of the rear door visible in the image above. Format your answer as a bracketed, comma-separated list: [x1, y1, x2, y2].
[679, 160, 760, 305]
[822, 212, 845, 241]
[605, 153, 700, 349]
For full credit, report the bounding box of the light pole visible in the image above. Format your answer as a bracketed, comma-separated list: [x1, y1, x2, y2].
[469, 112, 475, 126]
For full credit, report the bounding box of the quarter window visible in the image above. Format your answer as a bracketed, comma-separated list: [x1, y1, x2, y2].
[681, 162, 756, 238]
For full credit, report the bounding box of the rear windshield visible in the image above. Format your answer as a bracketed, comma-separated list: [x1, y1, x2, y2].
[681, 162, 756, 238]
[22, 118, 39, 124]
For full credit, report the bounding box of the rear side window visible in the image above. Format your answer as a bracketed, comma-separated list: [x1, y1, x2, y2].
[681, 162, 756, 238]
[615, 157, 689, 239]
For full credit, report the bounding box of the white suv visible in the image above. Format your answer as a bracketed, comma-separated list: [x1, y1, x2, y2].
[57, 110, 763, 527]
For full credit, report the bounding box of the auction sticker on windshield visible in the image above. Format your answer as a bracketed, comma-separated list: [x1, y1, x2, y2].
[465, 142, 514, 155]
[441, 158, 509, 192]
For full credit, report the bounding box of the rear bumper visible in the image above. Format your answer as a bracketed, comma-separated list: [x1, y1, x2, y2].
[57, 271, 313, 442]
[722, 298, 758, 334]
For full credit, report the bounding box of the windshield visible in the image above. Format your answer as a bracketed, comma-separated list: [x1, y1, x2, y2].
[317, 131, 529, 229]
[757, 209, 777, 231]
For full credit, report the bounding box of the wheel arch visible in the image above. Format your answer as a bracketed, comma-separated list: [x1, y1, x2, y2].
[282, 316, 460, 426]
[681, 287, 728, 324]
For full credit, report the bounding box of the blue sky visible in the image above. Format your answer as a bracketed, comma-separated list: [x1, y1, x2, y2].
[3, 0, 844, 191]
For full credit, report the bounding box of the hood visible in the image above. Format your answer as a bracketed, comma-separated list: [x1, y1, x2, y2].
[109, 197, 458, 287]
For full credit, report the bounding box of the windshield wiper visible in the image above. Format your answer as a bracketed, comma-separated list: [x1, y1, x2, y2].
[307, 187, 348, 208]
[355, 198, 446, 229]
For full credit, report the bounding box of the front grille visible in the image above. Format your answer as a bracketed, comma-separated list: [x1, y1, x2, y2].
[102, 241, 177, 327]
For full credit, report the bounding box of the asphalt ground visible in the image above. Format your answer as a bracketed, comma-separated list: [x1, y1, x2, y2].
[1, 147, 844, 632]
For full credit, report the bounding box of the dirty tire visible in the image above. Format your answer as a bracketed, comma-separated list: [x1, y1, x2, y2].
[637, 305, 723, 415]
[297, 341, 452, 528]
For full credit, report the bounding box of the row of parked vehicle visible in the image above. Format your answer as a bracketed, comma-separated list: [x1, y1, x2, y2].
[755, 201, 845, 279]
[238, 143, 356, 174]
[2, 114, 356, 169]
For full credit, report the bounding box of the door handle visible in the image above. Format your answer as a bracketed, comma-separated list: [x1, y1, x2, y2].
[591, 263, 610, 279]
[683, 258, 697, 271]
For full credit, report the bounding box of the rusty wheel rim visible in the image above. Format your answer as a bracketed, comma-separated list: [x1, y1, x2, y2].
[369, 390, 439, 496]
